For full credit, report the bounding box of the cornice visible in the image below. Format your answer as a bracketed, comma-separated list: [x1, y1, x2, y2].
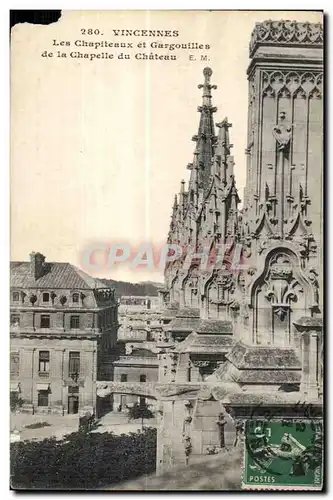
[249, 20, 323, 57]
[247, 57, 323, 78]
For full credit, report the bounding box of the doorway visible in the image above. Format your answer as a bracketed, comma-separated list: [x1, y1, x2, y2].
[68, 386, 79, 414]
[120, 394, 126, 411]
[139, 397, 146, 407]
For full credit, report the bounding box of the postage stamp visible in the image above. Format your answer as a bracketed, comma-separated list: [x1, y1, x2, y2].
[242, 419, 323, 490]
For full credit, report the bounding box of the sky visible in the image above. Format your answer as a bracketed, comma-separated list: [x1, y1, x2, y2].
[10, 10, 323, 283]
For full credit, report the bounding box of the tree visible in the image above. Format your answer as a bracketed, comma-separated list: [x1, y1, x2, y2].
[127, 401, 155, 430]
[10, 392, 24, 412]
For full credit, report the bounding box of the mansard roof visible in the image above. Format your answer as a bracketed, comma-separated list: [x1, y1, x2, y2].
[10, 261, 108, 290]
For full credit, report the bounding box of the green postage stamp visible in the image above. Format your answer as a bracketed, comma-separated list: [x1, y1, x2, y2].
[242, 419, 323, 490]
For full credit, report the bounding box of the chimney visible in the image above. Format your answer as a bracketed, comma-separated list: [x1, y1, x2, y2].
[30, 252, 46, 280]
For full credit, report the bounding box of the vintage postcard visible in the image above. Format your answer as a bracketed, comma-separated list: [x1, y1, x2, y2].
[10, 10, 324, 491]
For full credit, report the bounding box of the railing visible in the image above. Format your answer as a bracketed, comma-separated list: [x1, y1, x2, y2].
[115, 356, 158, 365]
[117, 330, 148, 341]
[96, 381, 157, 398]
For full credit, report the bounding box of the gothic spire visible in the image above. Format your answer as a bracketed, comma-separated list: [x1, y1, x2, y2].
[168, 194, 179, 243]
[171, 194, 178, 223]
[190, 67, 218, 193]
[179, 179, 186, 215]
[215, 118, 234, 185]
[173, 194, 178, 210]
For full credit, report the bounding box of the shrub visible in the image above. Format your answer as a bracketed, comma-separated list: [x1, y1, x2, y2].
[24, 421, 51, 429]
[10, 393, 24, 412]
[10, 427, 157, 489]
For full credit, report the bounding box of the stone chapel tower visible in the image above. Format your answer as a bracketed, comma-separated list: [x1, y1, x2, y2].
[155, 21, 323, 475]
[240, 20, 323, 347]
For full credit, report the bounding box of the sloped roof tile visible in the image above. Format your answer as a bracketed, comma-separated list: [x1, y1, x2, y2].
[196, 320, 233, 335]
[10, 261, 108, 290]
[226, 342, 301, 369]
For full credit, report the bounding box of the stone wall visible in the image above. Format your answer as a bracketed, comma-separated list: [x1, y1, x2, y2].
[156, 398, 231, 475]
[113, 361, 158, 409]
[10, 336, 97, 415]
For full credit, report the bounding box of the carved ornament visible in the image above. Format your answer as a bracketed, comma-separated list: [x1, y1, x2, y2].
[272, 112, 292, 152]
[250, 20, 323, 56]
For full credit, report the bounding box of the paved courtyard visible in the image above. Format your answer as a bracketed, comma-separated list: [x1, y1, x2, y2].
[10, 411, 157, 442]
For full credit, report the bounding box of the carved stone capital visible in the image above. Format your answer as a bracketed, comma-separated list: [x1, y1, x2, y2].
[250, 20, 323, 56]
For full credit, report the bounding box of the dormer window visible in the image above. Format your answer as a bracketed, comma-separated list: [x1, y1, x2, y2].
[42, 292, 50, 303]
[72, 293, 79, 304]
[12, 292, 20, 302]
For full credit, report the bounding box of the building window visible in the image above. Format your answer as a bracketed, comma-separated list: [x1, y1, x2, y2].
[10, 314, 20, 327]
[10, 353, 20, 377]
[139, 397, 146, 407]
[69, 352, 80, 377]
[40, 314, 50, 328]
[39, 351, 50, 373]
[72, 293, 79, 303]
[12, 292, 20, 302]
[68, 386, 79, 414]
[140, 375, 146, 382]
[37, 390, 49, 407]
[120, 374, 127, 382]
[42, 292, 50, 302]
[70, 315, 80, 329]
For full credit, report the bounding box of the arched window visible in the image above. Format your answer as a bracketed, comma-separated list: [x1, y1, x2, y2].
[72, 293, 79, 303]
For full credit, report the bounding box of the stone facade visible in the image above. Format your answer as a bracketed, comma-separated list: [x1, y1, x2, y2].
[10, 252, 119, 415]
[113, 296, 161, 409]
[155, 20, 323, 474]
